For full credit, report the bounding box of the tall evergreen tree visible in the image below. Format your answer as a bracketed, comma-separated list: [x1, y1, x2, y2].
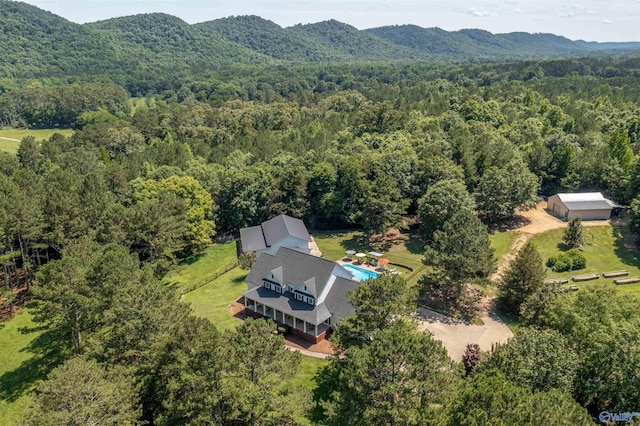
[25, 357, 140, 426]
[497, 241, 546, 316]
[563, 216, 585, 249]
[423, 209, 495, 293]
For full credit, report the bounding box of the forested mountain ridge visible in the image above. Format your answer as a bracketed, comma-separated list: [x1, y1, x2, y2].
[1, 0, 640, 84]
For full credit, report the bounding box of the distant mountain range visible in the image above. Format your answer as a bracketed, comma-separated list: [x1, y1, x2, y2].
[1, 0, 639, 80]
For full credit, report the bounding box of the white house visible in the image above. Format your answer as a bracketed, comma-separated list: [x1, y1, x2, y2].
[239, 214, 317, 257]
[547, 192, 620, 220]
[243, 247, 359, 342]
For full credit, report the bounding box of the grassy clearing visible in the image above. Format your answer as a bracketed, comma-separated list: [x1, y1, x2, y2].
[529, 226, 640, 297]
[291, 356, 328, 390]
[0, 310, 65, 425]
[0, 128, 74, 153]
[182, 266, 247, 331]
[164, 243, 238, 294]
[490, 230, 519, 268]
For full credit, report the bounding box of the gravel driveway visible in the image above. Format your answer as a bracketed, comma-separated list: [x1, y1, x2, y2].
[417, 307, 513, 361]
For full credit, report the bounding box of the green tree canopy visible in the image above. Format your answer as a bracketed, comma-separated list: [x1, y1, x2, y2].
[497, 241, 546, 316]
[25, 357, 140, 426]
[417, 179, 476, 241]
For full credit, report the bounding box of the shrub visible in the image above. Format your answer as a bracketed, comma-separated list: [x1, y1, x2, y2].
[565, 250, 586, 270]
[551, 259, 570, 273]
[546, 250, 586, 273]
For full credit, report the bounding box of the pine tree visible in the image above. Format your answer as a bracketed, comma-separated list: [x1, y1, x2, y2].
[563, 216, 585, 249]
[498, 242, 546, 316]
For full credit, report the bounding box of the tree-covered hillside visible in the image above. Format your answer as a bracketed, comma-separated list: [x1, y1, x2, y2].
[1, 0, 640, 87]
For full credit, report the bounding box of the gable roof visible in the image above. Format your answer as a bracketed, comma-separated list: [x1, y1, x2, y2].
[239, 214, 312, 253]
[247, 247, 348, 298]
[239, 226, 267, 253]
[556, 192, 612, 211]
[261, 214, 312, 246]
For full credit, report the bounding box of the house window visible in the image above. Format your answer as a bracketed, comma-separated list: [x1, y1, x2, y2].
[308, 297, 315, 305]
[295, 293, 303, 301]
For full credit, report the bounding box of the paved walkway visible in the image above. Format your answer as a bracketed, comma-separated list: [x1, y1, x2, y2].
[416, 307, 513, 361]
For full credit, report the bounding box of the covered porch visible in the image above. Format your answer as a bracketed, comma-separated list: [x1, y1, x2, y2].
[244, 297, 331, 343]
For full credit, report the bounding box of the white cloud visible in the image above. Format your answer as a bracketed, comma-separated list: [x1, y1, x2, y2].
[514, 7, 522, 13]
[602, 19, 612, 24]
[469, 7, 496, 17]
[558, 12, 575, 18]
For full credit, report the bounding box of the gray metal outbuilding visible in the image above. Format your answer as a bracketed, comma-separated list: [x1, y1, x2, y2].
[547, 192, 616, 220]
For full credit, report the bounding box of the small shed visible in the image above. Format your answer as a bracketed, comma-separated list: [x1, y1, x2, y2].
[547, 192, 617, 221]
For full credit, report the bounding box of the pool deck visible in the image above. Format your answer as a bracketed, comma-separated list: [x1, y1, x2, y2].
[337, 259, 387, 274]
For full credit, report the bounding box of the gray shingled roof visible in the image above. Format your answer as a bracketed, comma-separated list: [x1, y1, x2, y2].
[240, 226, 267, 253]
[246, 247, 347, 298]
[244, 247, 357, 326]
[261, 215, 312, 246]
[323, 277, 358, 324]
[244, 286, 332, 324]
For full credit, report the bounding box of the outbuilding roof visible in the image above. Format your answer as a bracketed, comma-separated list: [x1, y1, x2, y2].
[556, 192, 613, 211]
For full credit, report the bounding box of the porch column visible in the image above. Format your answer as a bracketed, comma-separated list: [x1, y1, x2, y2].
[262, 304, 266, 316]
[282, 311, 285, 323]
[244, 298, 247, 307]
[293, 317, 297, 329]
[314, 324, 317, 336]
[303, 321, 306, 334]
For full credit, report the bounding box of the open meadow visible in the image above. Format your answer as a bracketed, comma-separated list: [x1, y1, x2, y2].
[0, 128, 74, 153]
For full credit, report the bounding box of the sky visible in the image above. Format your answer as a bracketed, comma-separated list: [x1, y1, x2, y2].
[22, 0, 640, 42]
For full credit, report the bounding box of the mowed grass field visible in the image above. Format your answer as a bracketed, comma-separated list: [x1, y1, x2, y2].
[0, 310, 65, 425]
[529, 225, 640, 297]
[164, 243, 238, 294]
[0, 128, 74, 153]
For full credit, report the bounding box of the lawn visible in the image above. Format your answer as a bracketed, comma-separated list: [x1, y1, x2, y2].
[164, 243, 238, 293]
[0, 128, 74, 153]
[182, 266, 248, 331]
[0, 310, 65, 425]
[490, 230, 519, 268]
[529, 225, 640, 297]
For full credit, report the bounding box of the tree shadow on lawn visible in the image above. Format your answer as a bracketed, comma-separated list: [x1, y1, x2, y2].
[338, 233, 370, 253]
[177, 251, 205, 266]
[612, 226, 640, 270]
[0, 327, 65, 403]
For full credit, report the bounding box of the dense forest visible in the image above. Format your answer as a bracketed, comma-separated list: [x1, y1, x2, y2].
[1, 1, 640, 425]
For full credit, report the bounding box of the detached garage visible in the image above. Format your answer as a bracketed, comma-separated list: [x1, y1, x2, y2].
[547, 192, 617, 221]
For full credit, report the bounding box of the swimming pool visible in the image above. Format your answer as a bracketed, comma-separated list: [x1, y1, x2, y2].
[342, 264, 379, 281]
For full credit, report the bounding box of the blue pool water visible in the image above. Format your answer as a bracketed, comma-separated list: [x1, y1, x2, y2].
[342, 264, 379, 281]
